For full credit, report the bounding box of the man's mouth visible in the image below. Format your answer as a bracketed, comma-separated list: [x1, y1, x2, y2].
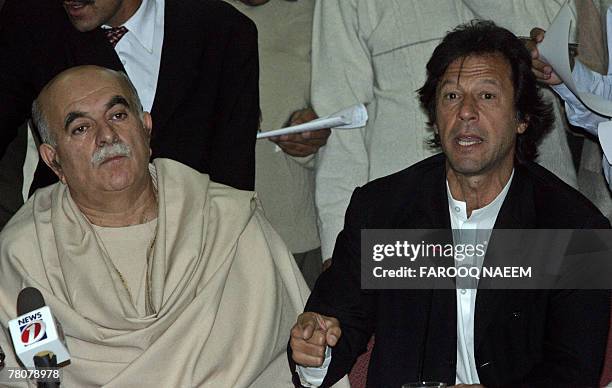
[100, 155, 127, 165]
[456, 136, 483, 147]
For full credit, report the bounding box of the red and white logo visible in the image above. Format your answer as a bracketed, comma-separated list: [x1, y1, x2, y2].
[20, 321, 46, 346]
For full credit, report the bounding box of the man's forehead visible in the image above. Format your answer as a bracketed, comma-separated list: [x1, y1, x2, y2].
[441, 53, 511, 82]
[44, 79, 127, 118]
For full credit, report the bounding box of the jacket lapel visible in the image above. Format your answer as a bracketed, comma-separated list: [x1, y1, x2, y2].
[150, 0, 201, 134]
[394, 155, 457, 382]
[474, 165, 536, 353]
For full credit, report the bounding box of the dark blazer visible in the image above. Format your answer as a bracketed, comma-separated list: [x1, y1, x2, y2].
[0, 0, 259, 191]
[290, 153, 611, 387]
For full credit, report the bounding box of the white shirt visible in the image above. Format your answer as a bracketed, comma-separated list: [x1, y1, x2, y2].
[103, 0, 165, 112]
[551, 5, 612, 189]
[448, 171, 513, 384]
[298, 172, 514, 386]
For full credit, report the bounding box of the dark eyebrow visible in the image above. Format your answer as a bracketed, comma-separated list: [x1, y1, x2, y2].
[63, 96, 131, 131]
[105, 95, 130, 111]
[64, 111, 87, 131]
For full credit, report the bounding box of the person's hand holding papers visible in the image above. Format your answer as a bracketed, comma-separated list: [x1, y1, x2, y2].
[268, 107, 331, 157]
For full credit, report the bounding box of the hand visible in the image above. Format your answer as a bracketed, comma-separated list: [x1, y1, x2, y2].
[290, 312, 342, 367]
[268, 107, 331, 157]
[526, 28, 562, 85]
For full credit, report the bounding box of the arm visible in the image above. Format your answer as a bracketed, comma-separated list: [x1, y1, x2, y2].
[289, 187, 377, 387]
[0, 0, 38, 159]
[551, 59, 612, 136]
[209, 9, 259, 190]
[311, 0, 374, 260]
[528, 27, 610, 136]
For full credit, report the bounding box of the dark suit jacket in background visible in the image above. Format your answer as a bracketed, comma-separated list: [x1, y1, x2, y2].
[290, 153, 611, 387]
[0, 0, 259, 192]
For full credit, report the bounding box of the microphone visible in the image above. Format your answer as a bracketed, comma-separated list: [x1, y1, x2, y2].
[8, 287, 69, 386]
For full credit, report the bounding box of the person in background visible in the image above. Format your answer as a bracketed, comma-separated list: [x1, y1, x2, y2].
[529, 7, 612, 192]
[226, 0, 330, 288]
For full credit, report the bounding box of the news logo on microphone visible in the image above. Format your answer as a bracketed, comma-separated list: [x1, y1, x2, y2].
[8, 306, 69, 369]
[18, 311, 47, 346]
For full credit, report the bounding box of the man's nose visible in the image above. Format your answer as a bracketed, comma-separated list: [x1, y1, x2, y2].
[458, 95, 478, 122]
[96, 121, 119, 146]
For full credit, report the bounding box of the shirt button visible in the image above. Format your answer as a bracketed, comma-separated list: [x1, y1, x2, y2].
[454, 206, 461, 212]
[460, 289, 467, 295]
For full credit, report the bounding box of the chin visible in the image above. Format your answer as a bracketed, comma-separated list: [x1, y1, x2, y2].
[447, 157, 485, 175]
[100, 171, 135, 192]
[69, 19, 100, 32]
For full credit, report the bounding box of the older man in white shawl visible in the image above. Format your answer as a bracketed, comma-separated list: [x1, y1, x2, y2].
[0, 65, 310, 387]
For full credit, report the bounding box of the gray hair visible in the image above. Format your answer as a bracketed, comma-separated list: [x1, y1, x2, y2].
[31, 98, 54, 146]
[31, 70, 144, 146]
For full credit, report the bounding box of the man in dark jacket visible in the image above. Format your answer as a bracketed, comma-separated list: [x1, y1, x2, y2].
[289, 21, 611, 387]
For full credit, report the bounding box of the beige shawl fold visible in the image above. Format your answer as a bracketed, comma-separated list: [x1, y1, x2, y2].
[0, 158, 310, 387]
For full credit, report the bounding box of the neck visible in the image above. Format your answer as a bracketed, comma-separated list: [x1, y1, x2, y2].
[107, 0, 143, 27]
[446, 163, 513, 218]
[74, 178, 158, 227]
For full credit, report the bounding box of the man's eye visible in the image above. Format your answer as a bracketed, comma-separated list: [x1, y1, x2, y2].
[112, 112, 128, 120]
[444, 92, 458, 100]
[481, 92, 495, 99]
[72, 126, 87, 135]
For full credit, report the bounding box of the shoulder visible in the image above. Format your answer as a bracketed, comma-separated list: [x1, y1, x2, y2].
[343, 154, 445, 226]
[521, 161, 610, 228]
[0, 185, 55, 260]
[354, 153, 445, 205]
[154, 158, 257, 218]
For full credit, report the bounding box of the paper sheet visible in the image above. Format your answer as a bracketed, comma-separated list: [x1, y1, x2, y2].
[256, 104, 368, 139]
[538, 3, 612, 162]
[598, 121, 612, 162]
[538, 4, 612, 117]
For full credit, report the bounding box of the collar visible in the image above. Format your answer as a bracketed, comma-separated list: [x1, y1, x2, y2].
[446, 170, 514, 224]
[103, 0, 157, 52]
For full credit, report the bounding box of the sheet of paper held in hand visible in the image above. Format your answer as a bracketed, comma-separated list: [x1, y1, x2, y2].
[538, 2, 612, 161]
[256, 104, 368, 139]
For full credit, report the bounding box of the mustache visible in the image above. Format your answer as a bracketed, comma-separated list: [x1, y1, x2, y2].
[91, 142, 131, 167]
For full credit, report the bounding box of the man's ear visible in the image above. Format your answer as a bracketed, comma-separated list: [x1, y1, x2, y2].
[143, 112, 152, 137]
[516, 114, 529, 134]
[517, 120, 528, 134]
[143, 112, 153, 157]
[39, 144, 66, 184]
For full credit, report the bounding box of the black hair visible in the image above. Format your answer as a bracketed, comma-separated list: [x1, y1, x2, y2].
[417, 20, 554, 163]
